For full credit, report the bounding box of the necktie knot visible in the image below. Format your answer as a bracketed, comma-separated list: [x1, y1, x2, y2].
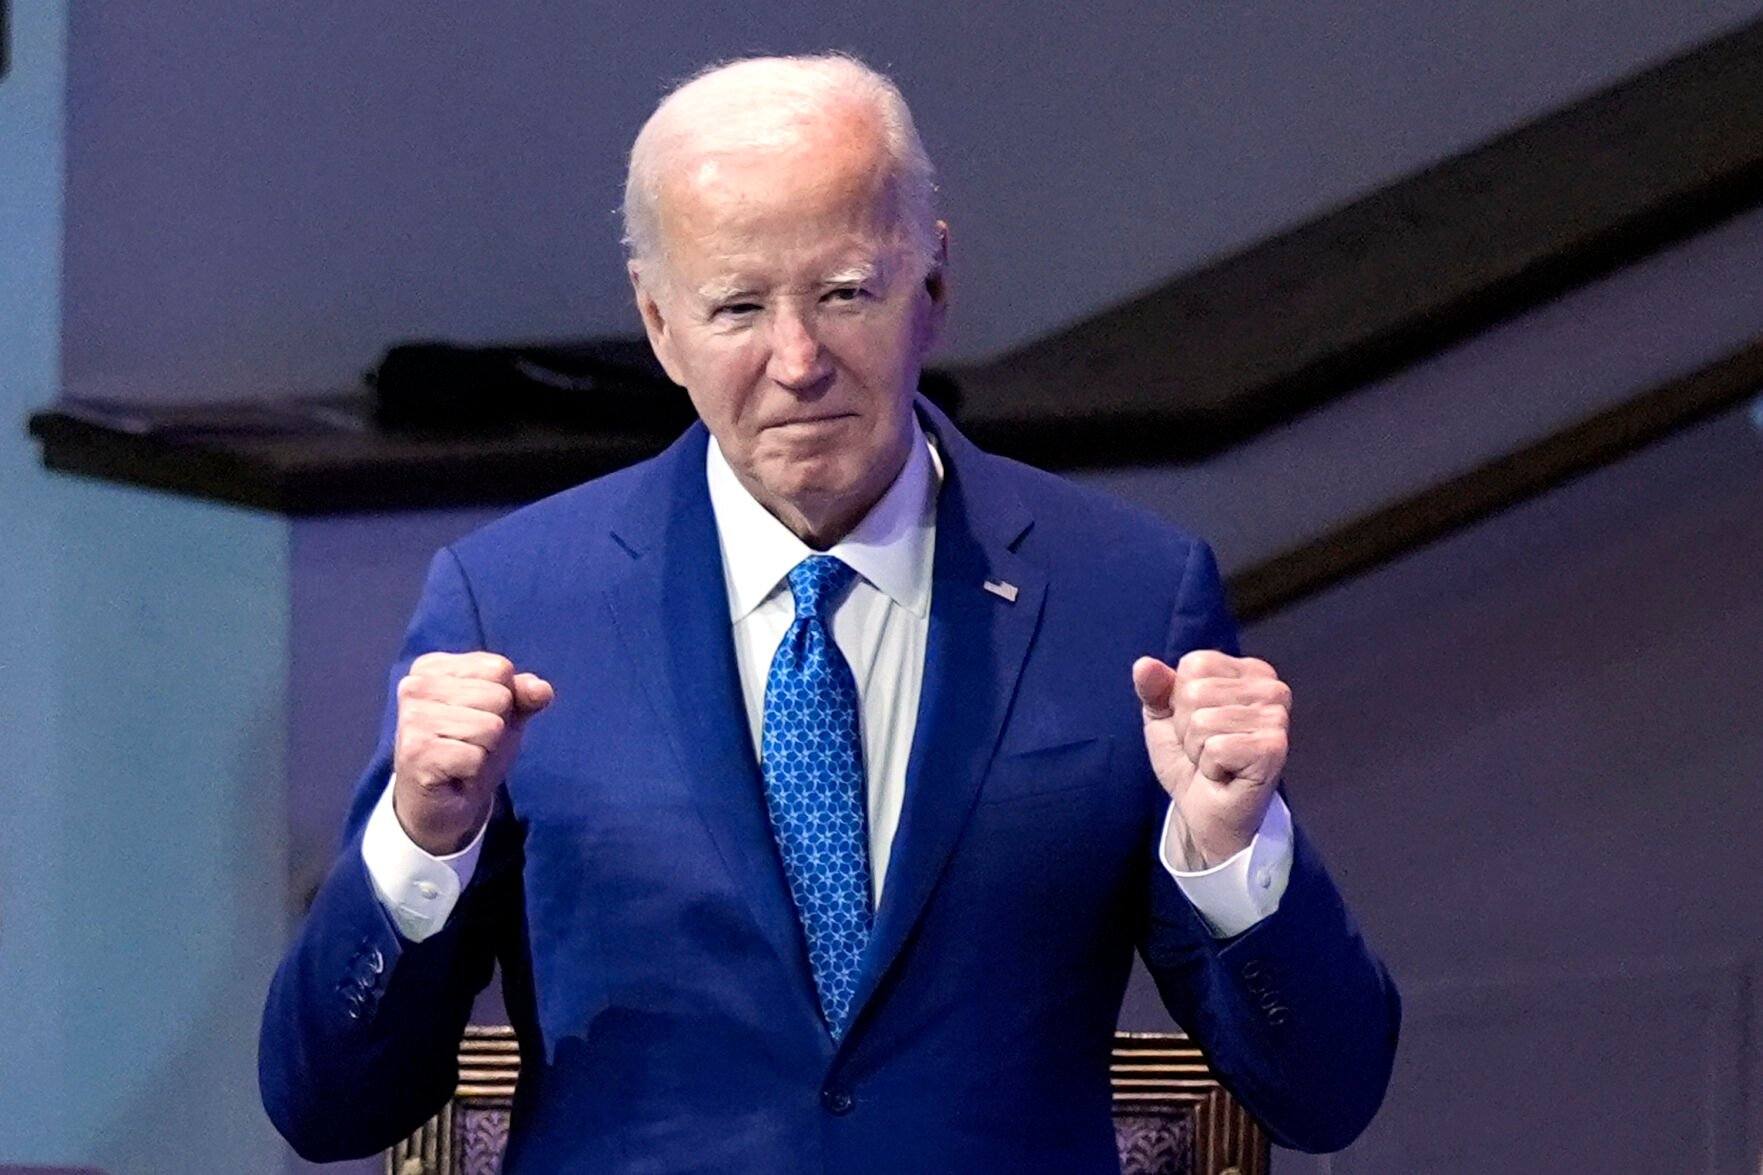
[786, 555, 856, 622]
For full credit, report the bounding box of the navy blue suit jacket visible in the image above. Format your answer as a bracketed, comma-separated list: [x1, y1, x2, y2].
[260, 400, 1398, 1171]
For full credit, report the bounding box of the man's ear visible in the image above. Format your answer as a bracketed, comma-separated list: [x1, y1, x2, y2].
[918, 221, 951, 346]
[629, 263, 689, 387]
[923, 220, 950, 306]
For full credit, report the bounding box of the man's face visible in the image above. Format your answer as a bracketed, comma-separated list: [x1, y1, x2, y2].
[631, 115, 945, 538]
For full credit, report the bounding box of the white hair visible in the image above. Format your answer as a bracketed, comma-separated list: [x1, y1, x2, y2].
[622, 53, 938, 275]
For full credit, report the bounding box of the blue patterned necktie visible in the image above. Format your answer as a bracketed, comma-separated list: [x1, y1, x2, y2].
[760, 554, 873, 1040]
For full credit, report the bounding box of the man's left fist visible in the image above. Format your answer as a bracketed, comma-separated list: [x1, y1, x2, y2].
[1132, 650, 1291, 868]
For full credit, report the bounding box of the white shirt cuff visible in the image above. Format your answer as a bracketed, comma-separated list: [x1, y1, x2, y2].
[1159, 791, 1293, 938]
[360, 774, 486, 943]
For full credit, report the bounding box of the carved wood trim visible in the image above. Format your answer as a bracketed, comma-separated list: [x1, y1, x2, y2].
[385, 1028, 514, 1175]
[1111, 1032, 1271, 1175]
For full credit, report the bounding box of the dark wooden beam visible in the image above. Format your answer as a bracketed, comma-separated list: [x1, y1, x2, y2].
[1228, 337, 1763, 622]
[953, 18, 1763, 468]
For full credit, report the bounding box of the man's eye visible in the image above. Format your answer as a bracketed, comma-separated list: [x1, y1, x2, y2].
[824, 287, 868, 304]
[714, 302, 761, 318]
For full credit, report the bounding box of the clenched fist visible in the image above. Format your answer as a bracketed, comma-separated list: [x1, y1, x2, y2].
[1132, 649, 1290, 869]
[393, 651, 554, 855]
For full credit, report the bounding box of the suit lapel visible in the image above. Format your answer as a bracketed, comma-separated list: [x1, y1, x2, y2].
[842, 401, 1046, 1041]
[601, 427, 824, 1033]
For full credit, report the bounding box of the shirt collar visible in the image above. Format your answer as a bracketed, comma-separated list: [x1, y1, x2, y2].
[706, 417, 940, 623]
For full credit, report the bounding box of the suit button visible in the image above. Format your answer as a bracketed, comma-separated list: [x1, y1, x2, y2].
[821, 1087, 854, 1115]
[1266, 1005, 1292, 1028]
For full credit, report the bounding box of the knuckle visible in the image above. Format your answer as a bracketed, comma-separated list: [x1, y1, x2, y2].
[1176, 649, 1215, 675]
[396, 730, 428, 767]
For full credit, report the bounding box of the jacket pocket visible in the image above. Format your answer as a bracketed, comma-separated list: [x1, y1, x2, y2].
[979, 735, 1114, 804]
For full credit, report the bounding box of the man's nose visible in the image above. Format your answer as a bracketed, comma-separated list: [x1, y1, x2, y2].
[766, 307, 833, 390]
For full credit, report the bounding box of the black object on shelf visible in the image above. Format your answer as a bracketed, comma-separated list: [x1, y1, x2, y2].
[367, 337, 696, 436]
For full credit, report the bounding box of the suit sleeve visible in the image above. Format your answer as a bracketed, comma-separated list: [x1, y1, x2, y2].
[258, 547, 518, 1162]
[1135, 539, 1401, 1154]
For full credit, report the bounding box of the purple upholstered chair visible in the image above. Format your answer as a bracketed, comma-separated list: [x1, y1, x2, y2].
[387, 1027, 1269, 1175]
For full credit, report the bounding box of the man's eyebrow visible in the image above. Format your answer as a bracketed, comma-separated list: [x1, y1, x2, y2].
[693, 260, 887, 303]
[823, 262, 882, 286]
[695, 279, 759, 304]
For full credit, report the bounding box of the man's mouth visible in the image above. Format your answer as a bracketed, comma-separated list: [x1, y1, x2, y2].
[769, 412, 856, 429]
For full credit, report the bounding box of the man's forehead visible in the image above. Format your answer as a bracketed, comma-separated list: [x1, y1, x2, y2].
[660, 91, 879, 173]
[655, 95, 889, 204]
[654, 145, 903, 276]
[665, 135, 889, 210]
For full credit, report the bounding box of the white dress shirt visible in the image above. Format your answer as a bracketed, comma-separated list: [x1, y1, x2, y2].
[363, 419, 1292, 942]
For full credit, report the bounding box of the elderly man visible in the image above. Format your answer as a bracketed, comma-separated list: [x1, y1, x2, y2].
[260, 54, 1398, 1172]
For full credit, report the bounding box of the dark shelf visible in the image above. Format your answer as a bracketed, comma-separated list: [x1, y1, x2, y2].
[27, 398, 672, 515]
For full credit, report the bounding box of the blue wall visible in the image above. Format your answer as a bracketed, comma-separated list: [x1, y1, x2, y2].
[47, 483, 292, 1172]
[0, 0, 72, 1154]
[2, 7, 293, 1169]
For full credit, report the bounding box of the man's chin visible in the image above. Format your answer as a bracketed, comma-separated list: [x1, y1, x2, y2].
[748, 461, 879, 526]
[757, 472, 858, 512]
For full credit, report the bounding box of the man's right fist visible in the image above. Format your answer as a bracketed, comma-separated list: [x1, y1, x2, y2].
[392, 651, 554, 856]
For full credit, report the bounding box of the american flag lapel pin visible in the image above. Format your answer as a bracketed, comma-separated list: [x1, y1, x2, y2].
[982, 578, 1019, 603]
